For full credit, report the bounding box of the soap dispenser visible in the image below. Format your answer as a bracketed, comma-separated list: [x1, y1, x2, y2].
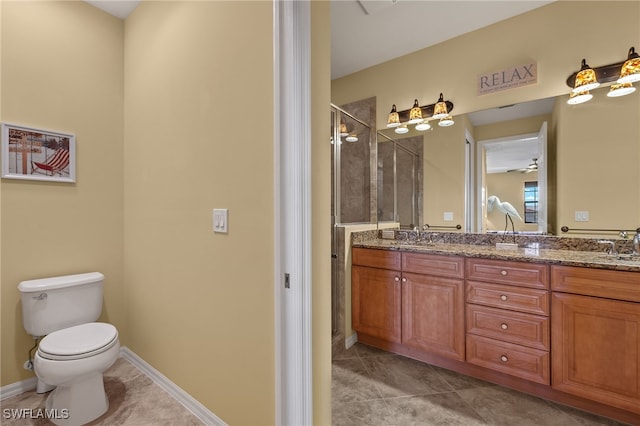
[633, 228, 640, 256]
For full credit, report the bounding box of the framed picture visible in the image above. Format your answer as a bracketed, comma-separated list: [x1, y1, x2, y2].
[1, 123, 76, 183]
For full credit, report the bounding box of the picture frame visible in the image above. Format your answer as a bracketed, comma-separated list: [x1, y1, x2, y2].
[1, 123, 76, 183]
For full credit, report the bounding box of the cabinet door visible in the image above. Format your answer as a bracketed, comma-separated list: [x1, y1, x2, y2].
[352, 265, 401, 343]
[402, 272, 465, 360]
[552, 292, 640, 415]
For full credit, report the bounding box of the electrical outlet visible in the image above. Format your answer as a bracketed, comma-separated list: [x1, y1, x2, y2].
[443, 212, 454, 221]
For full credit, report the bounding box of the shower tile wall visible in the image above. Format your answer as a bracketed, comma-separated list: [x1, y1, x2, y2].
[337, 97, 377, 224]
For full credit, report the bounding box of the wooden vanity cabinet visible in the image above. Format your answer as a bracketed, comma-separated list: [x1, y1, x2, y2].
[465, 258, 550, 385]
[551, 266, 640, 415]
[351, 248, 465, 360]
[351, 248, 402, 343]
[401, 253, 465, 361]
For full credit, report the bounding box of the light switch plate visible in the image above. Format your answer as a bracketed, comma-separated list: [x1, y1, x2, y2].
[213, 209, 228, 233]
[575, 211, 589, 222]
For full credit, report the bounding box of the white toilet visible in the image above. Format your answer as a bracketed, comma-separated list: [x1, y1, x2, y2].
[18, 272, 120, 426]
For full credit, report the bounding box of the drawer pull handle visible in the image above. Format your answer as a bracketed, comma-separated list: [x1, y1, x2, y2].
[402, 277, 407, 283]
[394, 277, 400, 282]
[500, 355, 508, 363]
[500, 295, 508, 301]
[500, 270, 508, 276]
[501, 323, 508, 330]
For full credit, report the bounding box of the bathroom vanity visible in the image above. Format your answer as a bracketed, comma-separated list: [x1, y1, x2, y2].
[351, 234, 640, 423]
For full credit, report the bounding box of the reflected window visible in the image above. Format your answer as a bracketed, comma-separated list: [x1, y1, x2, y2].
[524, 181, 538, 223]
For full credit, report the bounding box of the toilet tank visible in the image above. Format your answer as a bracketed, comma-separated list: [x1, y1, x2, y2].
[18, 272, 104, 337]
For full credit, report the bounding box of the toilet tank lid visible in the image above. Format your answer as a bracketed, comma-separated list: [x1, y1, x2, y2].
[18, 272, 104, 293]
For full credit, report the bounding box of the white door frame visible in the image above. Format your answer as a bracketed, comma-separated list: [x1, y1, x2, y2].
[273, 1, 313, 425]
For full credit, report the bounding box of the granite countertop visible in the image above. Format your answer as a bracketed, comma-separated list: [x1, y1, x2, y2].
[353, 238, 640, 273]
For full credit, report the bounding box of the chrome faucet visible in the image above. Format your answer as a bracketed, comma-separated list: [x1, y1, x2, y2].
[597, 240, 617, 255]
[633, 229, 640, 256]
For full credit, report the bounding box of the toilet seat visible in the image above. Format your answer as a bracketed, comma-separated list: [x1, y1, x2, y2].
[38, 322, 119, 361]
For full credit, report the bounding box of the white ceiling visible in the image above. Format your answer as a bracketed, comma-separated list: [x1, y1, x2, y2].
[331, 0, 554, 79]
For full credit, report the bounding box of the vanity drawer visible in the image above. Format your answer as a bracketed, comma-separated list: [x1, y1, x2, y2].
[402, 252, 464, 279]
[466, 304, 549, 350]
[466, 334, 550, 385]
[466, 258, 549, 289]
[352, 247, 401, 270]
[551, 265, 640, 303]
[466, 281, 549, 316]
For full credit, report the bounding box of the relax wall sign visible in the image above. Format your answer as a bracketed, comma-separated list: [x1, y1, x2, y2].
[478, 62, 537, 95]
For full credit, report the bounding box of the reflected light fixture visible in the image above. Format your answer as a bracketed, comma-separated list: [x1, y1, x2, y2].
[415, 121, 431, 131]
[432, 93, 449, 119]
[572, 59, 600, 93]
[394, 124, 409, 134]
[438, 115, 455, 127]
[607, 82, 636, 97]
[617, 47, 640, 84]
[345, 134, 358, 142]
[408, 99, 423, 124]
[386, 104, 401, 128]
[339, 121, 349, 137]
[567, 90, 592, 105]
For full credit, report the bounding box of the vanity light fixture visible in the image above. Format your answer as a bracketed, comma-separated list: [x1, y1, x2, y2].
[386, 95, 455, 134]
[572, 59, 600, 93]
[566, 47, 639, 104]
[617, 47, 640, 84]
[386, 104, 401, 128]
[432, 93, 449, 119]
[607, 82, 636, 98]
[408, 99, 423, 124]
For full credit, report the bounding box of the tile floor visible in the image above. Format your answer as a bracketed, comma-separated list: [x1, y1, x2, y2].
[332, 343, 632, 426]
[2, 347, 634, 425]
[1, 357, 204, 425]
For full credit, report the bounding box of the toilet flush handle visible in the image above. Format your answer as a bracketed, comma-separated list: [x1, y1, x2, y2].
[32, 293, 47, 300]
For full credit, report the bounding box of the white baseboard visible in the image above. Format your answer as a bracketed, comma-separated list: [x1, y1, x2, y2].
[120, 347, 226, 426]
[345, 333, 358, 349]
[0, 377, 37, 401]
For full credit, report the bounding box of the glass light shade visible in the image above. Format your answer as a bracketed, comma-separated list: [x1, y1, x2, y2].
[339, 122, 349, 136]
[415, 121, 431, 131]
[607, 83, 636, 97]
[438, 116, 455, 127]
[345, 134, 358, 142]
[432, 93, 448, 119]
[567, 90, 592, 105]
[394, 125, 409, 134]
[408, 99, 423, 124]
[386, 104, 401, 128]
[617, 47, 640, 84]
[572, 59, 599, 93]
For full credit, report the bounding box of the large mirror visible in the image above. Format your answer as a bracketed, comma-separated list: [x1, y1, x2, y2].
[376, 87, 639, 236]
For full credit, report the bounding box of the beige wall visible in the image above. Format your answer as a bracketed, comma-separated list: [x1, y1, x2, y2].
[332, 1, 640, 238]
[1, 1, 125, 386]
[1, 1, 332, 425]
[311, 2, 332, 424]
[123, 2, 275, 424]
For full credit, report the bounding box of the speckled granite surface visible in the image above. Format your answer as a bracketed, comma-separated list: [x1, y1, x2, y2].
[352, 230, 640, 273]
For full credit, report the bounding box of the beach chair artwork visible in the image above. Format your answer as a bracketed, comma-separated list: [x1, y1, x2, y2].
[1, 123, 76, 183]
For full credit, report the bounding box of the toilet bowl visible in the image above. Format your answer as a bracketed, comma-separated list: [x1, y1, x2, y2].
[19, 272, 119, 426]
[34, 322, 120, 426]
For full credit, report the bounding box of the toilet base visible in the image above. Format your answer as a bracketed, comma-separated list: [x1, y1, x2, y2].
[45, 373, 108, 426]
[36, 378, 55, 394]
